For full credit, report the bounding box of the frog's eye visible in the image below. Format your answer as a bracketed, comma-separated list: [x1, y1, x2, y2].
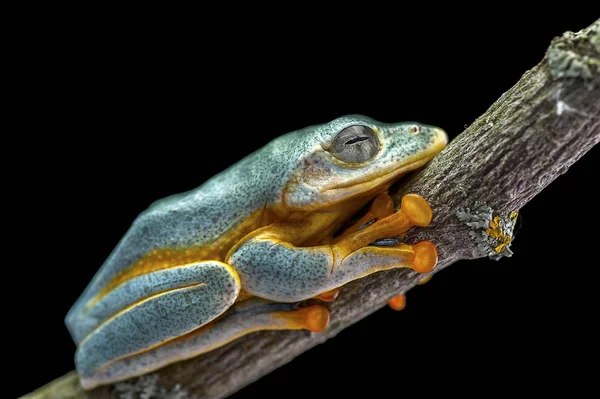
[330, 125, 380, 163]
[408, 125, 421, 135]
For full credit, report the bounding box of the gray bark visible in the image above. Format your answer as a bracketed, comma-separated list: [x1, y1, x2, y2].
[23, 19, 600, 399]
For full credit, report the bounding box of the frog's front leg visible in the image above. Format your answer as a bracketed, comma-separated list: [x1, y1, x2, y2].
[228, 193, 437, 302]
[311, 193, 396, 303]
[75, 261, 240, 389]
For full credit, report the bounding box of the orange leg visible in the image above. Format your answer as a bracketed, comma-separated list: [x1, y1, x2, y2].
[334, 193, 434, 261]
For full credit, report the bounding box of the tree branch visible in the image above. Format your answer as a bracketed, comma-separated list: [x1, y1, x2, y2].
[23, 19, 600, 399]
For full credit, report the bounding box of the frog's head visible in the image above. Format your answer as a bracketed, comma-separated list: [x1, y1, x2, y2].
[283, 115, 448, 211]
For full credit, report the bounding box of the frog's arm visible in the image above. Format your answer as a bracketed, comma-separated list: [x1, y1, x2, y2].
[73, 261, 240, 388]
[228, 193, 438, 303]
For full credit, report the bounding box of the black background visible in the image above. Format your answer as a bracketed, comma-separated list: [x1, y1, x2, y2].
[11, 12, 599, 398]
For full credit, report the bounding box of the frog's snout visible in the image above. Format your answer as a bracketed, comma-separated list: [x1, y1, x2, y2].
[434, 127, 448, 147]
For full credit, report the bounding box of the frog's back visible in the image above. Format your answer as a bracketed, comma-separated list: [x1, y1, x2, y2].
[66, 131, 306, 333]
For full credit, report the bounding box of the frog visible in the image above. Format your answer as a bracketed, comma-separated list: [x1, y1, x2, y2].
[65, 115, 448, 389]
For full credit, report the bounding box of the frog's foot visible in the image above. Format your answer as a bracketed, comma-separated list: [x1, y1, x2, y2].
[314, 288, 340, 302]
[388, 294, 406, 311]
[81, 300, 329, 388]
[334, 193, 433, 258]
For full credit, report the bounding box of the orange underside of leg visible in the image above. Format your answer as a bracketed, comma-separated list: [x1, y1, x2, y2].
[272, 304, 330, 333]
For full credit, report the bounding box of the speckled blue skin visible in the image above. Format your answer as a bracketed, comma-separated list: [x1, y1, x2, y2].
[84, 298, 301, 387]
[66, 115, 447, 389]
[75, 262, 239, 376]
[230, 239, 417, 302]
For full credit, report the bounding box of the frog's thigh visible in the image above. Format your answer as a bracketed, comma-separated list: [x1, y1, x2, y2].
[79, 299, 329, 389]
[72, 262, 242, 344]
[75, 261, 240, 384]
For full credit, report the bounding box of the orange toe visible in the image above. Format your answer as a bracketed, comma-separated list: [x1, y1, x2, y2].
[412, 241, 438, 273]
[400, 193, 433, 227]
[388, 294, 406, 311]
[305, 305, 330, 333]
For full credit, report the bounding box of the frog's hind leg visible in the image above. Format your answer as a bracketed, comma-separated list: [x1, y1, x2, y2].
[75, 261, 240, 389]
[80, 298, 329, 389]
[228, 298, 330, 333]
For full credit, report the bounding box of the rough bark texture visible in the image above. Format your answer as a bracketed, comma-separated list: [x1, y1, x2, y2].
[24, 20, 600, 399]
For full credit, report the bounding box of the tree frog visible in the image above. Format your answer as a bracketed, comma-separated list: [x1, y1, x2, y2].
[66, 115, 448, 389]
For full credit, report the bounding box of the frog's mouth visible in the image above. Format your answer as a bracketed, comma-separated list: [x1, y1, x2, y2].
[325, 153, 435, 193]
